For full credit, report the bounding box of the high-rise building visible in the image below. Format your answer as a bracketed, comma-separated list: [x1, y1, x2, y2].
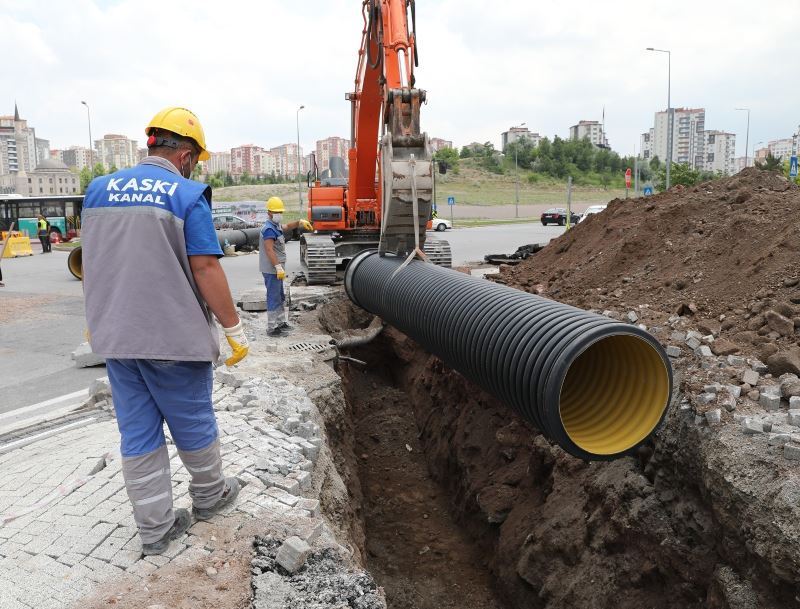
[315, 137, 350, 174]
[95, 134, 138, 169]
[429, 137, 454, 152]
[270, 144, 303, 178]
[569, 120, 608, 148]
[651, 107, 706, 169]
[137, 148, 149, 163]
[255, 149, 277, 176]
[501, 126, 540, 150]
[205, 151, 232, 175]
[703, 131, 736, 175]
[62, 146, 93, 171]
[640, 128, 655, 160]
[0, 104, 38, 174]
[230, 144, 263, 175]
[766, 138, 794, 161]
[35, 138, 50, 165]
[50, 149, 65, 163]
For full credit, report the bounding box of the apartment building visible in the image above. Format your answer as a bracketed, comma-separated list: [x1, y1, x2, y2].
[204, 151, 232, 175]
[0, 104, 38, 174]
[501, 126, 541, 150]
[95, 134, 138, 169]
[640, 128, 655, 160]
[703, 131, 736, 175]
[62, 146, 93, 171]
[429, 137, 453, 152]
[315, 136, 350, 174]
[569, 120, 608, 148]
[270, 144, 303, 178]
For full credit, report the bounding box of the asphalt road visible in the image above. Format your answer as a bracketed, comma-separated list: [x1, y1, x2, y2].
[0, 222, 564, 414]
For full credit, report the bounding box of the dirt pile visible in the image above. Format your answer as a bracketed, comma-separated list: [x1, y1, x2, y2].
[498, 168, 800, 368]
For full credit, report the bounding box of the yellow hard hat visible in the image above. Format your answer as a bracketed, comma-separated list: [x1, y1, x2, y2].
[145, 106, 210, 161]
[266, 196, 285, 213]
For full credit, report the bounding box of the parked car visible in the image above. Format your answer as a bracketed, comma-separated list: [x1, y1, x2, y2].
[540, 208, 580, 226]
[212, 214, 258, 230]
[578, 204, 607, 223]
[430, 217, 452, 232]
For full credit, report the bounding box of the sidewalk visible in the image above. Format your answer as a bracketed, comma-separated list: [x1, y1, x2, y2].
[0, 313, 373, 609]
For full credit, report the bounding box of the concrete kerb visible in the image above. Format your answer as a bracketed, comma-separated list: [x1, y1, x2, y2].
[0, 306, 368, 609]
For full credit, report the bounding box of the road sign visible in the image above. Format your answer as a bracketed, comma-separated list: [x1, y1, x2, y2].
[643, 186, 653, 196]
[625, 168, 632, 189]
[447, 196, 455, 206]
[791, 156, 798, 178]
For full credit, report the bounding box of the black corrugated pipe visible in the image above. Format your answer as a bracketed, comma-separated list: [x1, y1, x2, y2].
[217, 228, 261, 250]
[344, 250, 673, 461]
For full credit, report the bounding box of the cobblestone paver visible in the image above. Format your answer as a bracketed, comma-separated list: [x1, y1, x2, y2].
[0, 371, 328, 609]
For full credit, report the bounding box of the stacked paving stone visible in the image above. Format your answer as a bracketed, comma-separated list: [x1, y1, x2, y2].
[660, 314, 800, 462]
[0, 364, 342, 609]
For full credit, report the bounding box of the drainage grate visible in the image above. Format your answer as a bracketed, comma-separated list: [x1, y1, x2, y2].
[288, 342, 330, 353]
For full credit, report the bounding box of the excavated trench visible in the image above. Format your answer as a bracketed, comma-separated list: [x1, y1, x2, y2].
[318, 293, 800, 609]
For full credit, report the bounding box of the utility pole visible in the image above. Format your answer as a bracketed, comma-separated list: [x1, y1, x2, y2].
[514, 146, 519, 219]
[647, 48, 672, 189]
[566, 176, 573, 229]
[81, 101, 93, 177]
[296, 105, 304, 211]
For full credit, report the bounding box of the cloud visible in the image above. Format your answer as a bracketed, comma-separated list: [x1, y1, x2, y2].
[3, 0, 799, 158]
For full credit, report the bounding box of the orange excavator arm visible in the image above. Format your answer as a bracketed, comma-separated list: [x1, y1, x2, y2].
[348, 0, 432, 255]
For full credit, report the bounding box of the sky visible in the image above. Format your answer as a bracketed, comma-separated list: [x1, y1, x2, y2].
[2, 0, 799, 159]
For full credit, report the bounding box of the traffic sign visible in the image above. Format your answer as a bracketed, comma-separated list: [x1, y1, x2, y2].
[643, 186, 653, 196]
[447, 196, 455, 206]
[791, 156, 798, 178]
[624, 168, 632, 189]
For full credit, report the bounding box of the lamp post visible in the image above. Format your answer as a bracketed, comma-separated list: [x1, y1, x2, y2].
[735, 107, 750, 168]
[646, 47, 671, 189]
[296, 105, 304, 211]
[80, 101, 94, 177]
[514, 122, 526, 218]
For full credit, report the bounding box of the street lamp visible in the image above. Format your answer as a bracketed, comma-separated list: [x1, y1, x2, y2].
[80, 101, 93, 177]
[646, 47, 672, 189]
[514, 122, 526, 218]
[735, 108, 750, 168]
[296, 105, 305, 210]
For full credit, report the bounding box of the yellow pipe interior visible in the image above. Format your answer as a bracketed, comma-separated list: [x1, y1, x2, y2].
[559, 334, 670, 456]
[68, 247, 82, 280]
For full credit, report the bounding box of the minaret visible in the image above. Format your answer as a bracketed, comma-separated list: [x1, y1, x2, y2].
[14, 101, 20, 122]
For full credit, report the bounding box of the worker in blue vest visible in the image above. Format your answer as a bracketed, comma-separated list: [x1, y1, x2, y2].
[81, 107, 248, 555]
[259, 196, 312, 336]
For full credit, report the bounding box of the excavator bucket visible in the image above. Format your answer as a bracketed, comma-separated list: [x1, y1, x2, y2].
[379, 133, 433, 257]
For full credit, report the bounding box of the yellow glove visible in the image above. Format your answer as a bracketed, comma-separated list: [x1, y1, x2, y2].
[299, 219, 314, 232]
[222, 321, 249, 366]
[274, 264, 286, 281]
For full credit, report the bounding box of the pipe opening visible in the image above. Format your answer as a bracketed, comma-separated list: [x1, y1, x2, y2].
[559, 334, 670, 455]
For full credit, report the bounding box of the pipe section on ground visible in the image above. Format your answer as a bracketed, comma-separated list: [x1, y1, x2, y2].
[68, 246, 82, 280]
[344, 251, 673, 461]
[217, 228, 261, 250]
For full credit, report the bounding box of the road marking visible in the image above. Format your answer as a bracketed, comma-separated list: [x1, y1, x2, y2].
[0, 388, 88, 421]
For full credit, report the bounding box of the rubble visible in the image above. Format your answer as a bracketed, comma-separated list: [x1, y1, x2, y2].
[71, 342, 106, 368]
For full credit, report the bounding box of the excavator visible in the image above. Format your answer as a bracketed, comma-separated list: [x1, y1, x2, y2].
[300, 0, 451, 284]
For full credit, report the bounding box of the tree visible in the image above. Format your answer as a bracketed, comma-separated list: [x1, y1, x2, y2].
[79, 166, 92, 192]
[93, 163, 107, 177]
[649, 156, 661, 172]
[655, 162, 700, 189]
[433, 146, 460, 174]
[108, 164, 118, 174]
[756, 152, 783, 172]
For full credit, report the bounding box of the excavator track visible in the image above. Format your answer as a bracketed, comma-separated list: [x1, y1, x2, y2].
[422, 237, 452, 268]
[301, 234, 337, 285]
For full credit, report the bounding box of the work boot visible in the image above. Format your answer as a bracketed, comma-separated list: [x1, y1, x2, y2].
[278, 322, 292, 332]
[141, 508, 191, 556]
[192, 477, 242, 521]
[268, 327, 283, 337]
